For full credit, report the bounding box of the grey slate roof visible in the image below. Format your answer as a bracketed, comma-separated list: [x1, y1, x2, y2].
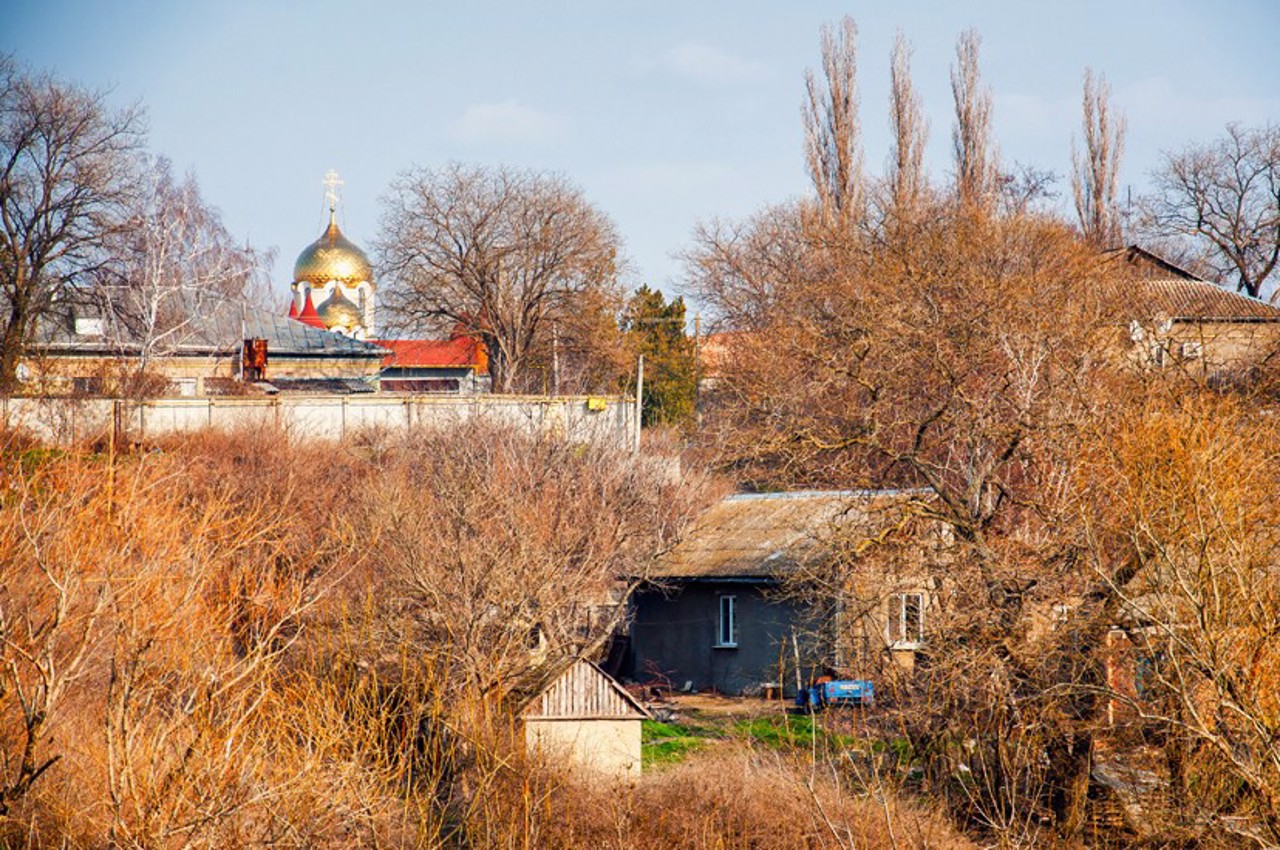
[36, 291, 386, 359]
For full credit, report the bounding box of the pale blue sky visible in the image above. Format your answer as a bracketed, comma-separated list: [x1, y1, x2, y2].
[6, 1, 1278, 305]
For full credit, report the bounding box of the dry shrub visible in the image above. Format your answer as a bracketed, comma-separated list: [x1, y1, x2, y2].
[0, 426, 722, 848]
[523, 747, 974, 850]
[355, 423, 712, 701]
[0, 425, 976, 849]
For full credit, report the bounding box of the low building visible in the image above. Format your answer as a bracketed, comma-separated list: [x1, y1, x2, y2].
[519, 659, 649, 779]
[625, 489, 933, 696]
[23, 293, 385, 396]
[373, 336, 490, 394]
[1108, 245, 1280, 378]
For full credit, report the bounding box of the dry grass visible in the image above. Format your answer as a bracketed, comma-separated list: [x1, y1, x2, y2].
[0, 427, 976, 849]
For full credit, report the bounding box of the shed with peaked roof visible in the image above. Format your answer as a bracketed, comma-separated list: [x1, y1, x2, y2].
[520, 659, 649, 778]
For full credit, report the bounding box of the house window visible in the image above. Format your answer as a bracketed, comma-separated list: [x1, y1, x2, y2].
[1180, 340, 1203, 360]
[716, 595, 737, 648]
[887, 592, 924, 647]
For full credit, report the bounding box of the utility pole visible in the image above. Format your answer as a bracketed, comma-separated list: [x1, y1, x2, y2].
[634, 353, 644, 454]
[693, 312, 701, 414]
[551, 322, 560, 396]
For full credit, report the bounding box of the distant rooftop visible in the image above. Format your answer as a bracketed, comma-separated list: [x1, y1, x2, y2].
[1106, 245, 1280, 323]
[37, 291, 387, 359]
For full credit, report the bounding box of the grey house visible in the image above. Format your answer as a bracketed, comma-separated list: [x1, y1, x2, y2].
[625, 490, 929, 696]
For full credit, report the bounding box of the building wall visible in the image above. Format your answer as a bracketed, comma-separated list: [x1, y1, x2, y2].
[1124, 321, 1280, 375]
[524, 718, 642, 779]
[627, 581, 818, 696]
[24, 352, 383, 392]
[1, 394, 636, 450]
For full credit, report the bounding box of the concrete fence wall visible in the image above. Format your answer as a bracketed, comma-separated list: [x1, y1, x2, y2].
[0, 394, 638, 450]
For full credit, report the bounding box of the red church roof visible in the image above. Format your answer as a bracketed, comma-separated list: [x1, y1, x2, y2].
[372, 337, 488, 373]
[295, 289, 326, 329]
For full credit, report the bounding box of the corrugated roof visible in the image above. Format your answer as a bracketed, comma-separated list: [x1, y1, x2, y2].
[1128, 278, 1280, 323]
[37, 292, 387, 358]
[1103, 245, 1280, 322]
[652, 489, 924, 580]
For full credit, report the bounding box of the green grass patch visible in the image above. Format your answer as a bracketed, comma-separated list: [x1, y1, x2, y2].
[642, 719, 721, 768]
[733, 715, 857, 751]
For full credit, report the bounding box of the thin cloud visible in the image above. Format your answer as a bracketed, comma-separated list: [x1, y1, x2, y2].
[645, 41, 769, 84]
[449, 100, 565, 144]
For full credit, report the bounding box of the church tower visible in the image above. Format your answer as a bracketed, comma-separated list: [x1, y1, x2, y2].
[289, 171, 376, 339]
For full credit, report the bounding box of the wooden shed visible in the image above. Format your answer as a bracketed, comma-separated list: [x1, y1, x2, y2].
[520, 659, 650, 778]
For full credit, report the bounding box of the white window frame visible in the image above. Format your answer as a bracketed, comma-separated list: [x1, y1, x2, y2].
[715, 594, 737, 648]
[887, 592, 925, 649]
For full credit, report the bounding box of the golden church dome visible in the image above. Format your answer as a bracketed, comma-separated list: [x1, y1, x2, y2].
[293, 212, 374, 286]
[317, 285, 363, 332]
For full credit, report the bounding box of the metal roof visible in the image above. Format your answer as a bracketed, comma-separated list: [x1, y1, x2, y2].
[36, 291, 387, 359]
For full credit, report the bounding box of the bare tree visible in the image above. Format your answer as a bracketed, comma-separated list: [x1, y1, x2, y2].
[96, 156, 266, 387]
[1144, 123, 1280, 298]
[803, 16, 864, 232]
[689, 198, 1142, 840]
[950, 30, 996, 212]
[887, 31, 928, 222]
[377, 163, 621, 393]
[683, 202, 823, 333]
[1071, 69, 1126, 246]
[0, 57, 145, 392]
[360, 427, 708, 701]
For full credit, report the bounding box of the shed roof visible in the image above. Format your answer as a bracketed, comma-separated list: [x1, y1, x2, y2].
[652, 489, 925, 580]
[520, 659, 649, 721]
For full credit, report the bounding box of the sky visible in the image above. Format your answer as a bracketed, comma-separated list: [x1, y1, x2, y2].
[5, 0, 1279, 309]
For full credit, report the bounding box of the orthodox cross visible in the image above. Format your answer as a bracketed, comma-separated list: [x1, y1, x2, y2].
[323, 169, 344, 212]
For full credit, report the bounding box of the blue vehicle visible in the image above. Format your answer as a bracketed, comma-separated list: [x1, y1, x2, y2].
[795, 679, 874, 710]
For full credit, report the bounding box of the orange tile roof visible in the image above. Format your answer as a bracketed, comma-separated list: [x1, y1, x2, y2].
[372, 338, 488, 372]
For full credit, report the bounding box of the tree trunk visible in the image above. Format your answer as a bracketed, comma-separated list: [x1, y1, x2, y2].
[0, 302, 29, 395]
[1048, 730, 1093, 840]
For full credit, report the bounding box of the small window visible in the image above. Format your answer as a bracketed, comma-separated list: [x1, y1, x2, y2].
[74, 317, 104, 337]
[1180, 340, 1203, 360]
[716, 595, 737, 648]
[887, 592, 925, 647]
